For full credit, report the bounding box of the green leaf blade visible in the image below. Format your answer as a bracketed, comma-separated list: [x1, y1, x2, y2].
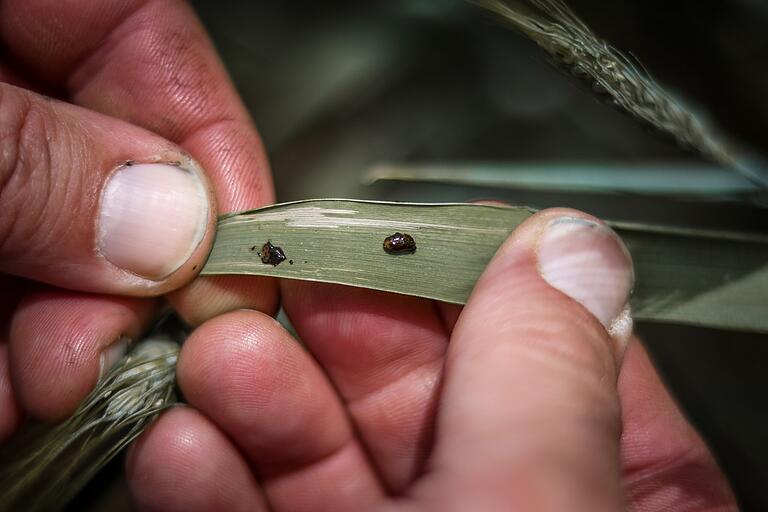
[205, 199, 533, 303]
[203, 199, 768, 333]
[623, 227, 768, 333]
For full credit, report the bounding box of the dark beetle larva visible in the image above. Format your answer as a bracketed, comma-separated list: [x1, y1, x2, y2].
[259, 241, 287, 266]
[383, 232, 416, 254]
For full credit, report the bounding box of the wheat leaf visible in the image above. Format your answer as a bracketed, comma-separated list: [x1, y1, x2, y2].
[202, 199, 768, 333]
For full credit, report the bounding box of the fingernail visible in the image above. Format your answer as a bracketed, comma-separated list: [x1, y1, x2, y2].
[98, 162, 209, 279]
[538, 217, 634, 328]
[99, 335, 130, 379]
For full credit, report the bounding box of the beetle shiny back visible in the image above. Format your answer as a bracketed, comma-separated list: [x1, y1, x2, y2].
[383, 232, 416, 254]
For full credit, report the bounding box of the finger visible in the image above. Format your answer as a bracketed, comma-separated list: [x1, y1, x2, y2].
[178, 310, 385, 512]
[1, 0, 278, 321]
[281, 282, 449, 493]
[167, 275, 278, 327]
[619, 341, 738, 511]
[9, 288, 157, 421]
[0, 83, 216, 295]
[126, 407, 268, 512]
[415, 208, 634, 510]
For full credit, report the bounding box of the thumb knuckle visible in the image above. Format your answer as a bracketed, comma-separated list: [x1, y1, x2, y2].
[0, 84, 73, 260]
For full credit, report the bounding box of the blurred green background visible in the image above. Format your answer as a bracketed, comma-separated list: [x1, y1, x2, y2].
[75, 0, 768, 510]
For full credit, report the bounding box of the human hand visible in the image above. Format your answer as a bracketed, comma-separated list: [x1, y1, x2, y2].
[0, 0, 277, 437]
[128, 209, 738, 511]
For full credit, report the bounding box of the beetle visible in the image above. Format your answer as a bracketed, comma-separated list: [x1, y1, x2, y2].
[259, 241, 287, 266]
[383, 232, 416, 254]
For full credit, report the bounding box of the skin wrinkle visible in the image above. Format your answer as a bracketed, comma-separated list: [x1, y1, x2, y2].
[261, 428, 354, 482]
[624, 442, 714, 488]
[622, 416, 731, 506]
[626, 457, 736, 512]
[21, 106, 55, 255]
[0, 85, 23, 192]
[0, 90, 54, 261]
[0, 110, 24, 252]
[346, 354, 445, 411]
[38, 109, 88, 261]
[347, 361, 442, 490]
[264, 442, 382, 508]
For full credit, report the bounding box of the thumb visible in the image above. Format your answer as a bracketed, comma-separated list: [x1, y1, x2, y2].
[426, 208, 634, 511]
[0, 84, 216, 296]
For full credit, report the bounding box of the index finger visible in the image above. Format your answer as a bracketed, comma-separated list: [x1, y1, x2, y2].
[0, 0, 278, 319]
